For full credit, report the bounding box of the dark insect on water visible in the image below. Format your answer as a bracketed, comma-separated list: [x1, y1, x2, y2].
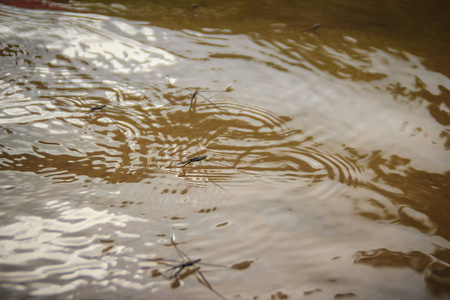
[188, 88, 230, 112]
[176, 155, 208, 168]
[88, 104, 107, 112]
[86, 104, 126, 137]
[190, 3, 200, 11]
[308, 23, 322, 32]
[172, 153, 261, 192]
[166, 257, 202, 280]
[163, 77, 232, 111]
[175, 155, 208, 177]
[174, 155, 228, 192]
[150, 234, 228, 300]
[287, 22, 323, 33]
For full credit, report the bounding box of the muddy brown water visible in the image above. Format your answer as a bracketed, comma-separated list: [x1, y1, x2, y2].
[0, 1, 449, 299]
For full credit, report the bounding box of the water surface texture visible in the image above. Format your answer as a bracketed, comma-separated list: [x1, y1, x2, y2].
[0, 1, 449, 299]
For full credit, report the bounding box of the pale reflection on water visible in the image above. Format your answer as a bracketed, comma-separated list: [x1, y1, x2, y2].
[0, 1, 449, 299]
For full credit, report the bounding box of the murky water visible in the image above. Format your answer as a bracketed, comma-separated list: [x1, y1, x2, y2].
[1, 1, 449, 299]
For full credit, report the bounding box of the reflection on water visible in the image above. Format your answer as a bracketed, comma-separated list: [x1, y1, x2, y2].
[0, 1, 449, 299]
[0, 204, 145, 295]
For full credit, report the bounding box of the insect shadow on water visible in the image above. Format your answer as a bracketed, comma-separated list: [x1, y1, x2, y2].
[148, 234, 230, 300]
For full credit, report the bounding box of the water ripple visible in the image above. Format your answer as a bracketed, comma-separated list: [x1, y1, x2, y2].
[0, 82, 369, 193]
[1, 3, 449, 299]
[0, 204, 146, 296]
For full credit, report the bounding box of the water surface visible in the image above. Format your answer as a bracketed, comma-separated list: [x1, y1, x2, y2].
[0, 1, 449, 299]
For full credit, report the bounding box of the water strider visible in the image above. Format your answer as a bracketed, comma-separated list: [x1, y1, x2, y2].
[166, 258, 202, 278]
[307, 23, 322, 32]
[88, 104, 107, 112]
[173, 155, 232, 192]
[190, 3, 200, 11]
[86, 104, 126, 137]
[164, 76, 232, 111]
[189, 88, 230, 112]
[149, 234, 228, 300]
[2, 2, 448, 299]
[285, 22, 323, 32]
[176, 155, 208, 168]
